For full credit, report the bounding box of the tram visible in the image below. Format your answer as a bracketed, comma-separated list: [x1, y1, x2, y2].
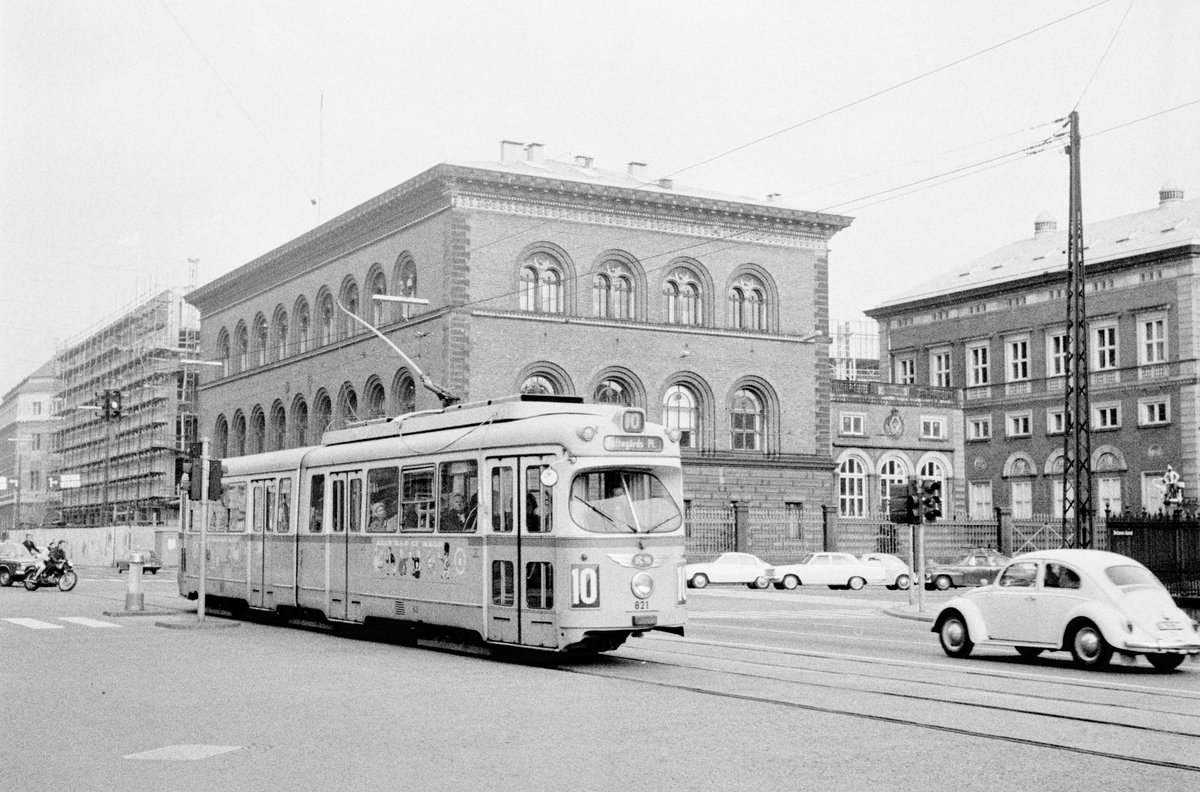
[179, 394, 687, 652]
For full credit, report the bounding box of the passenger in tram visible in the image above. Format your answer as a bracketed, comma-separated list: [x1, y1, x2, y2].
[368, 500, 398, 532]
[441, 493, 468, 532]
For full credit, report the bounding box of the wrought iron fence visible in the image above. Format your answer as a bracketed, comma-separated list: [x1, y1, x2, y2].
[1107, 514, 1200, 599]
[683, 505, 735, 558]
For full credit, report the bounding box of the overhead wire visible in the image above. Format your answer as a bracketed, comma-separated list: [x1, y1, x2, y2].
[1074, 0, 1136, 111]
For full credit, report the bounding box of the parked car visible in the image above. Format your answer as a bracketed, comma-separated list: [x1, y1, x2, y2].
[116, 548, 162, 574]
[685, 552, 775, 589]
[0, 541, 37, 587]
[933, 549, 1200, 671]
[772, 552, 878, 590]
[925, 549, 1010, 590]
[861, 552, 912, 590]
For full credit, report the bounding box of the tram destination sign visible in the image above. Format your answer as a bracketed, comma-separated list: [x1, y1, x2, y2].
[603, 435, 663, 453]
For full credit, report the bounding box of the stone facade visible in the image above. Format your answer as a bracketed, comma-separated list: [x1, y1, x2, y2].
[186, 147, 853, 513]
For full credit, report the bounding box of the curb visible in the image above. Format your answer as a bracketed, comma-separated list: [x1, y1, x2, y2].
[883, 607, 936, 623]
[102, 609, 189, 618]
[155, 619, 240, 630]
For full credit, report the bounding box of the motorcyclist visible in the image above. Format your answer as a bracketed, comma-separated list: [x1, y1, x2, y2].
[46, 540, 67, 573]
[22, 533, 48, 581]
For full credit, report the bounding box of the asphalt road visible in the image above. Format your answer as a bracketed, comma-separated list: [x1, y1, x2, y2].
[2, 570, 1197, 791]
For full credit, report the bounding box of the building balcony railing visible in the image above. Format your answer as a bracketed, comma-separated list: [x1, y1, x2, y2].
[831, 379, 960, 405]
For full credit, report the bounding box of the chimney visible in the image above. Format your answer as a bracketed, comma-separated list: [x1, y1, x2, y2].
[657, 177, 674, 190]
[627, 162, 648, 181]
[573, 155, 594, 169]
[525, 142, 544, 163]
[500, 140, 524, 164]
[1159, 179, 1184, 207]
[1034, 212, 1057, 236]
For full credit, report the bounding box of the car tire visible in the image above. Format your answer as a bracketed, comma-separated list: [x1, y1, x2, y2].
[748, 576, 770, 590]
[149, 569, 158, 575]
[938, 612, 973, 658]
[780, 575, 799, 590]
[847, 576, 866, 591]
[1016, 646, 1044, 659]
[0, 568, 12, 587]
[895, 574, 910, 590]
[1147, 654, 1185, 672]
[933, 575, 952, 591]
[1069, 622, 1112, 670]
[689, 574, 709, 589]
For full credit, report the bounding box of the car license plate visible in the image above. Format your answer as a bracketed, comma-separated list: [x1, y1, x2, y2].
[1158, 620, 1182, 631]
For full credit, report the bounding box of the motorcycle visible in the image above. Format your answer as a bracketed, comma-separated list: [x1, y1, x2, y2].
[24, 557, 77, 592]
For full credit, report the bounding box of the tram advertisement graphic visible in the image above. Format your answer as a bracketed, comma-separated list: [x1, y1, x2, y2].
[373, 539, 468, 581]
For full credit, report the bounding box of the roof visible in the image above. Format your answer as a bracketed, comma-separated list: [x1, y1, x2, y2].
[1012, 548, 1144, 567]
[871, 192, 1199, 312]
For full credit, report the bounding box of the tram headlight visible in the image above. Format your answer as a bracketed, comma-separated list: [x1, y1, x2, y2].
[666, 427, 681, 443]
[631, 572, 654, 599]
[577, 426, 597, 442]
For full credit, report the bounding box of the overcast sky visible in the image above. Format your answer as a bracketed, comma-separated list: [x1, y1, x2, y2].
[2, 0, 1197, 399]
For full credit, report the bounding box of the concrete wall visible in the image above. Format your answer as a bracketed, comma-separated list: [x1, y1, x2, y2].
[12, 525, 180, 569]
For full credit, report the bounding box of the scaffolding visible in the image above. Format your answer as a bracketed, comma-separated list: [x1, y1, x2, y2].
[52, 290, 200, 526]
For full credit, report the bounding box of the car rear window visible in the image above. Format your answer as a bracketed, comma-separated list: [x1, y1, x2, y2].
[1104, 565, 1163, 590]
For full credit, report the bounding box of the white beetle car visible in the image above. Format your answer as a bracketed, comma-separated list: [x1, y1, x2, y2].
[934, 549, 1200, 671]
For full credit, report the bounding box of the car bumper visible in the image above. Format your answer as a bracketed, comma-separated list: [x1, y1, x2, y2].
[1120, 639, 1200, 654]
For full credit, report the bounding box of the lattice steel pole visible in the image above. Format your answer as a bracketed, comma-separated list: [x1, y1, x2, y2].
[1062, 110, 1093, 547]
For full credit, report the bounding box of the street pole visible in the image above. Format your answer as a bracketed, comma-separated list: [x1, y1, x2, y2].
[198, 436, 209, 623]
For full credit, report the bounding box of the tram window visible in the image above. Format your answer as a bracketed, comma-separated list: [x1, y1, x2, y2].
[568, 471, 682, 534]
[525, 561, 554, 609]
[332, 479, 345, 533]
[401, 467, 435, 532]
[277, 478, 292, 534]
[226, 483, 247, 533]
[308, 475, 325, 533]
[367, 467, 399, 533]
[439, 460, 478, 533]
[491, 466, 514, 533]
[525, 466, 553, 533]
[492, 560, 514, 606]
[251, 483, 265, 533]
[349, 477, 363, 533]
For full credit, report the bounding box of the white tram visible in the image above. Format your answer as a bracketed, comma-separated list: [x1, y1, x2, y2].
[179, 394, 687, 652]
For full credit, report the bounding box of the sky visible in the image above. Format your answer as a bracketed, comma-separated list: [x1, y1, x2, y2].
[1, 0, 1197, 398]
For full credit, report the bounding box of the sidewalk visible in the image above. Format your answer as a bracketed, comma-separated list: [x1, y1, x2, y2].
[882, 603, 937, 623]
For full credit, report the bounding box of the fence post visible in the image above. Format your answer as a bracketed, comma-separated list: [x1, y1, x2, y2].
[995, 506, 1012, 555]
[733, 500, 749, 552]
[821, 505, 836, 552]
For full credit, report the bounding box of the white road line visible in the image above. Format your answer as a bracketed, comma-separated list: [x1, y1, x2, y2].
[3, 617, 64, 630]
[58, 617, 121, 628]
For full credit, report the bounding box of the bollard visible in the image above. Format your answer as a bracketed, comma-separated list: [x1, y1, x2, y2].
[125, 552, 145, 612]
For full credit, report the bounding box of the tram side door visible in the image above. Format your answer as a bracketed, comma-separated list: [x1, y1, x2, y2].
[484, 455, 558, 648]
[248, 479, 274, 609]
[327, 470, 362, 621]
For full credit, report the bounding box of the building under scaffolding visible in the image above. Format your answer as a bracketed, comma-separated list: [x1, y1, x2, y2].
[52, 290, 200, 526]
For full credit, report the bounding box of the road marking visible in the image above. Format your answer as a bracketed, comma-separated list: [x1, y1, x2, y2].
[125, 744, 243, 761]
[3, 617, 64, 630]
[58, 617, 121, 628]
[692, 609, 881, 621]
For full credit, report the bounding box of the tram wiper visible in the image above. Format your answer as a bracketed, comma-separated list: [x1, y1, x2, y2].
[571, 495, 637, 533]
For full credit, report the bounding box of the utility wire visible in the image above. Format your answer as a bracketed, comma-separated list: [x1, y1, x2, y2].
[157, 0, 317, 206]
[1074, 0, 1135, 110]
[462, 0, 1115, 260]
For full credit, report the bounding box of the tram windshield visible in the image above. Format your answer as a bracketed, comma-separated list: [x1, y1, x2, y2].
[568, 470, 682, 534]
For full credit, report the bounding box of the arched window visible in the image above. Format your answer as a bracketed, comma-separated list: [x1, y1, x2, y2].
[879, 459, 908, 508]
[592, 273, 611, 317]
[593, 262, 634, 319]
[249, 406, 266, 454]
[338, 385, 359, 425]
[213, 415, 229, 459]
[234, 325, 249, 373]
[253, 315, 268, 367]
[664, 268, 703, 326]
[730, 388, 763, 450]
[216, 330, 231, 377]
[338, 281, 360, 339]
[518, 253, 564, 314]
[394, 372, 416, 415]
[269, 401, 286, 450]
[291, 396, 309, 447]
[317, 294, 334, 347]
[521, 375, 557, 395]
[365, 379, 386, 420]
[839, 457, 867, 517]
[663, 384, 699, 448]
[230, 411, 247, 457]
[293, 299, 310, 355]
[312, 392, 333, 436]
[368, 270, 387, 327]
[729, 274, 767, 331]
[272, 309, 288, 362]
[394, 254, 418, 321]
[595, 378, 632, 406]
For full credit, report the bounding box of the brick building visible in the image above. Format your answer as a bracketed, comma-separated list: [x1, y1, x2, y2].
[185, 142, 853, 511]
[867, 182, 1199, 519]
[0, 361, 57, 535]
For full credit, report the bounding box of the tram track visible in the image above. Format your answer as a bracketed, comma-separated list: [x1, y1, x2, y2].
[553, 635, 1200, 774]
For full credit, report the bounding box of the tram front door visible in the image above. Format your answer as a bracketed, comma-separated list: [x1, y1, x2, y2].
[327, 470, 362, 621]
[484, 455, 558, 649]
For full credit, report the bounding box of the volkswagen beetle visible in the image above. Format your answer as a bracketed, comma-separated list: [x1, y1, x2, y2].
[933, 549, 1200, 671]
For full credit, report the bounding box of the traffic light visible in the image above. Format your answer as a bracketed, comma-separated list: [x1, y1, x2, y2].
[98, 391, 110, 420]
[186, 442, 204, 501]
[109, 390, 122, 420]
[906, 478, 921, 524]
[920, 479, 943, 522]
[207, 459, 225, 502]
